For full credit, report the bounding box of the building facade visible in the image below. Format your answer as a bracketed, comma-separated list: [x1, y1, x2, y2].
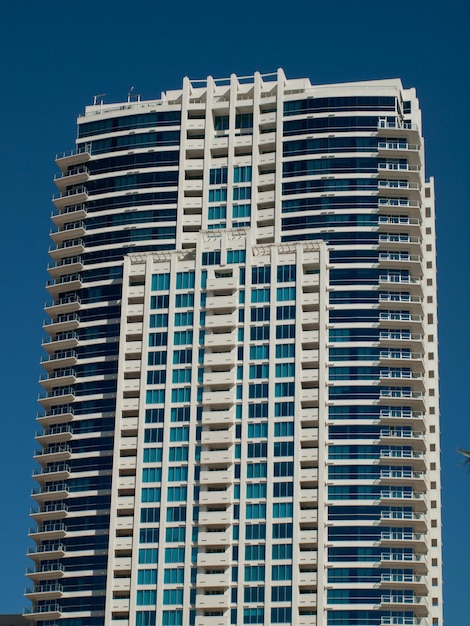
[25, 70, 442, 626]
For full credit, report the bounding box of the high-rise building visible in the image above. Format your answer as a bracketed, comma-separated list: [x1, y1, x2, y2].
[25, 70, 442, 626]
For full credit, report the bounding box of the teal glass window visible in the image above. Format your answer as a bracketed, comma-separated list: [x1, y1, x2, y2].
[246, 483, 267, 498]
[163, 589, 184, 605]
[167, 486, 187, 501]
[142, 467, 162, 482]
[162, 610, 183, 626]
[248, 422, 268, 438]
[168, 466, 188, 481]
[149, 313, 168, 328]
[277, 286, 296, 301]
[164, 568, 184, 584]
[170, 426, 189, 441]
[174, 311, 194, 326]
[250, 344, 269, 360]
[175, 292, 194, 308]
[164, 547, 185, 563]
[176, 271, 195, 289]
[151, 273, 170, 291]
[208, 205, 227, 220]
[138, 548, 158, 564]
[209, 188, 227, 202]
[244, 565, 265, 582]
[146, 389, 166, 404]
[277, 265, 296, 282]
[274, 422, 294, 437]
[171, 387, 191, 403]
[174, 330, 193, 345]
[233, 187, 251, 201]
[272, 544, 293, 559]
[137, 590, 156, 606]
[141, 488, 161, 502]
[165, 527, 186, 542]
[247, 462, 267, 478]
[273, 502, 293, 518]
[168, 447, 188, 462]
[232, 204, 251, 218]
[137, 569, 157, 584]
[172, 369, 191, 384]
[275, 343, 295, 359]
[143, 449, 163, 463]
[234, 165, 252, 183]
[272, 564, 292, 580]
[245, 544, 266, 560]
[246, 503, 266, 519]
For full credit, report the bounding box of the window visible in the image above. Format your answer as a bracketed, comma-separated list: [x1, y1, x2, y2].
[149, 313, 168, 328]
[249, 383, 269, 399]
[151, 273, 170, 291]
[250, 364, 269, 379]
[138, 569, 157, 584]
[250, 326, 270, 341]
[276, 325, 295, 339]
[139, 548, 158, 564]
[166, 506, 186, 522]
[248, 403, 268, 419]
[167, 486, 187, 501]
[251, 288, 270, 303]
[234, 165, 252, 183]
[209, 167, 228, 185]
[172, 369, 191, 384]
[246, 503, 267, 519]
[245, 544, 266, 560]
[137, 590, 156, 606]
[162, 610, 183, 626]
[248, 422, 268, 438]
[274, 441, 294, 457]
[246, 483, 267, 498]
[273, 482, 293, 498]
[170, 407, 190, 422]
[274, 462, 294, 477]
[174, 330, 193, 345]
[273, 502, 293, 518]
[251, 307, 270, 322]
[275, 363, 295, 377]
[168, 447, 188, 462]
[175, 292, 194, 308]
[174, 311, 194, 326]
[165, 526, 186, 542]
[208, 205, 227, 220]
[227, 249, 246, 263]
[171, 388, 191, 403]
[148, 351, 167, 366]
[249, 344, 269, 360]
[252, 266, 271, 284]
[277, 265, 296, 282]
[170, 426, 189, 441]
[233, 187, 251, 200]
[275, 382, 295, 397]
[276, 305, 296, 320]
[142, 449, 163, 463]
[247, 463, 267, 478]
[272, 564, 292, 580]
[277, 286, 296, 301]
[164, 547, 185, 563]
[140, 528, 160, 543]
[244, 587, 265, 603]
[142, 467, 162, 482]
[244, 565, 265, 582]
[175, 271, 195, 289]
[246, 523, 266, 539]
[141, 488, 161, 503]
[163, 589, 184, 605]
[168, 466, 188, 482]
[164, 568, 184, 584]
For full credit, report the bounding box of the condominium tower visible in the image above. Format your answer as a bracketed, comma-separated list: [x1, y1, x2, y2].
[26, 70, 442, 626]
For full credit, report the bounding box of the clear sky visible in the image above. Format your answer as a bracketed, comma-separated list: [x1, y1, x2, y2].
[0, 0, 468, 620]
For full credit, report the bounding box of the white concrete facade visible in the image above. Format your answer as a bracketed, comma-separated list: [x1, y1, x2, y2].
[26, 71, 442, 626]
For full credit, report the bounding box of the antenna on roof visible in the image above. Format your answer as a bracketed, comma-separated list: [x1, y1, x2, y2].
[128, 86, 134, 102]
[93, 93, 106, 105]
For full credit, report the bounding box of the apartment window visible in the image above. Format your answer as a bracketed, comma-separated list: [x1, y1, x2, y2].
[151, 273, 170, 291]
[164, 568, 184, 584]
[273, 502, 293, 518]
[272, 565, 292, 580]
[163, 589, 184, 605]
[138, 548, 159, 564]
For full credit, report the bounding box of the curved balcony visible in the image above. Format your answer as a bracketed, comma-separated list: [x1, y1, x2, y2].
[27, 543, 66, 560]
[37, 405, 75, 429]
[44, 294, 81, 317]
[32, 463, 71, 483]
[29, 502, 68, 522]
[25, 562, 65, 581]
[41, 331, 79, 354]
[55, 146, 91, 171]
[51, 203, 87, 228]
[33, 443, 72, 464]
[39, 369, 76, 391]
[24, 582, 64, 601]
[48, 237, 85, 261]
[28, 521, 67, 542]
[23, 603, 61, 620]
[31, 483, 69, 503]
[43, 312, 80, 334]
[52, 185, 88, 210]
[49, 222, 86, 245]
[38, 387, 75, 409]
[46, 274, 83, 295]
[54, 165, 90, 192]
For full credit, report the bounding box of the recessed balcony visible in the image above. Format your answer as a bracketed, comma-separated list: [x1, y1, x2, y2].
[197, 550, 231, 567]
[200, 468, 234, 485]
[196, 572, 230, 588]
[195, 590, 230, 609]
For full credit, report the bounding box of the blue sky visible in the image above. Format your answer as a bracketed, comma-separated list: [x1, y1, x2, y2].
[0, 0, 468, 620]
